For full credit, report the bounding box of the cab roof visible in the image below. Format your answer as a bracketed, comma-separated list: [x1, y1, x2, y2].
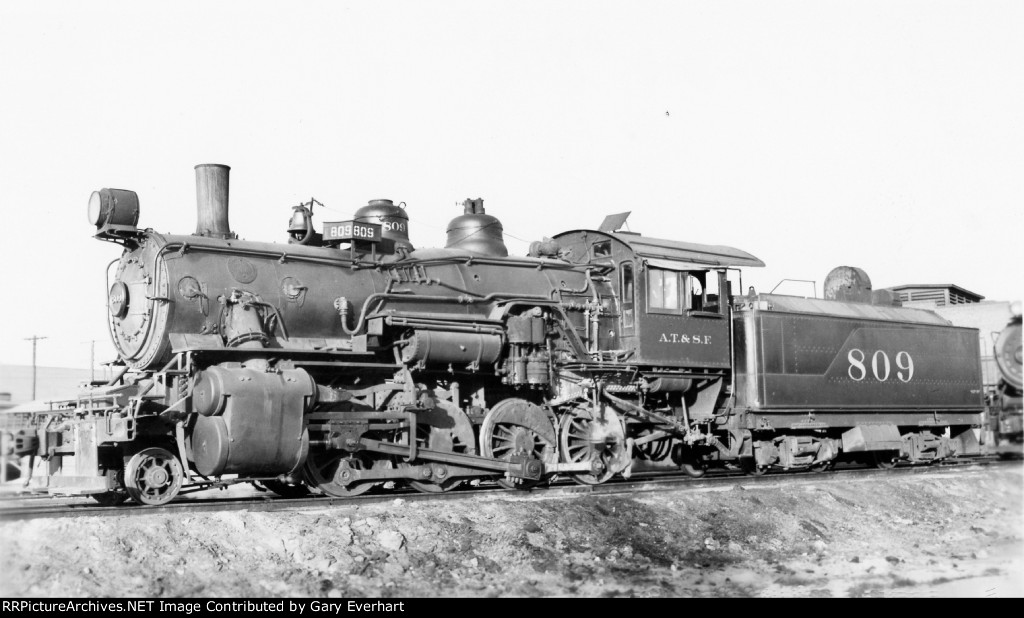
[553, 230, 765, 269]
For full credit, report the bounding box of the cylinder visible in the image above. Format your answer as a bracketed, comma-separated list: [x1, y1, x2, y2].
[192, 368, 228, 417]
[195, 163, 233, 239]
[189, 366, 313, 476]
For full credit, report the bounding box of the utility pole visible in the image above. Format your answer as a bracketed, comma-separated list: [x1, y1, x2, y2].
[24, 335, 47, 400]
[84, 340, 96, 382]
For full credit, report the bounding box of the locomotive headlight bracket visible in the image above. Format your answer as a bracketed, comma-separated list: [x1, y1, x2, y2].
[89, 188, 140, 239]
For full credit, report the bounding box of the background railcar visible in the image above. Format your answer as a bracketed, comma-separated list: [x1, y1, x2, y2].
[930, 300, 1023, 457]
[990, 307, 1023, 456]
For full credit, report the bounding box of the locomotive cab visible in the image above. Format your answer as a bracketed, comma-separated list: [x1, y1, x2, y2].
[552, 229, 764, 368]
[635, 261, 731, 368]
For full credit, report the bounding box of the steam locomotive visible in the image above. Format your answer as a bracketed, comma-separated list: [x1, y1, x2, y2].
[989, 304, 1022, 456]
[8, 164, 986, 505]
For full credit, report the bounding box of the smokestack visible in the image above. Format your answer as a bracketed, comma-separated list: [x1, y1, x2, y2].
[194, 163, 234, 239]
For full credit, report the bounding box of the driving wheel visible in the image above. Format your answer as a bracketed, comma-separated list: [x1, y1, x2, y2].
[479, 398, 558, 489]
[305, 450, 391, 497]
[558, 405, 627, 485]
[400, 402, 477, 493]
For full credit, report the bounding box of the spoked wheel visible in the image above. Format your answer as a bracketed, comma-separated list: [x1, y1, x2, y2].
[480, 399, 558, 489]
[871, 451, 899, 470]
[304, 451, 385, 497]
[558, 405, 627, 485]
[124, 447, 184, 506]
[400, 402, 477, 493]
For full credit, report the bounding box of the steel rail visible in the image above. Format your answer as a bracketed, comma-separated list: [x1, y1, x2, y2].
[0, 457, 1009, 522]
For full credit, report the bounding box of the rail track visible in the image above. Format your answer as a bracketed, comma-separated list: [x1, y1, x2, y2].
[0, 456, 1008, 521]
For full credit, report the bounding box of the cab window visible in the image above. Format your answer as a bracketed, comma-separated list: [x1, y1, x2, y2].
[648, 268, 681, 314]
[593, 241, 612, 258]
[687, 273, 705, 311]
[620, 262, 635, 332]
[648, 268, 724, 315]
[688, 270, 723, 314]
[705, 271, 722, 313]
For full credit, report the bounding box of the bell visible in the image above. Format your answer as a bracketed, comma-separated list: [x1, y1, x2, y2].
[288, 205, 311, 235]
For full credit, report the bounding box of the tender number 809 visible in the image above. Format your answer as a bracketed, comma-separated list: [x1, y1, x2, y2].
[847, 349, 914, 383]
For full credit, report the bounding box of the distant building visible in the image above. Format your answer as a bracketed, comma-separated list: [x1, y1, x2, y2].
[885, 284, 984, 308]
[0, 365, 109, 406]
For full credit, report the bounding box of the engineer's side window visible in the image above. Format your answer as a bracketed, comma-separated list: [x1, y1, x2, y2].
[648, 268, 681, 314]
[648, 268, 722, 315]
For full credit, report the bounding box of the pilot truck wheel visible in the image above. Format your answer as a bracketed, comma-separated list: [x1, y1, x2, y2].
[124, 447, 184, 506]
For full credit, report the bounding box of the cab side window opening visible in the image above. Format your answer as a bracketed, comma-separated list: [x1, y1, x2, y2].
[688, 273, 705, 311]
[647, 268, 723, 315]
[686, 271, 721, 313]
[648, 268, 681, 313]
[704, 271, 722, 313]
[620, 262, 635, 332]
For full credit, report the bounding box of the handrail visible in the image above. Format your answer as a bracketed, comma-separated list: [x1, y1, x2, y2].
[769, 278, 817, 298]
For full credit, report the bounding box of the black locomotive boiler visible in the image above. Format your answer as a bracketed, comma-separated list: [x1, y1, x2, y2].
[989, 303, 1022, 456]
[13, 164, 985, 504]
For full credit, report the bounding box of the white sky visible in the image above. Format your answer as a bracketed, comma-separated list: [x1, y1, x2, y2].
[0, 0, 1021, 369]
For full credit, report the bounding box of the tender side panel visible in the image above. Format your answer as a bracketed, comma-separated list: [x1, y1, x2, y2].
[735, 310, 983, 411]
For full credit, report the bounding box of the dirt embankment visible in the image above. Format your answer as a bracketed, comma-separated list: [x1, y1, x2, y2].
[1, 466, 1021, 598]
